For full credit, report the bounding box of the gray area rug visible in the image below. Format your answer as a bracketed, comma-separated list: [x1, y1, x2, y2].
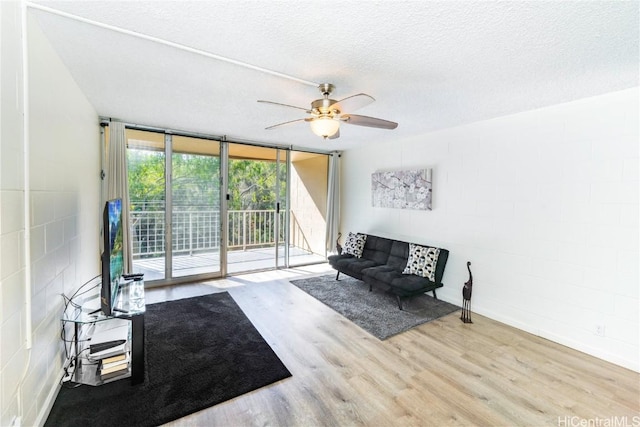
[290, 274, 460, 340]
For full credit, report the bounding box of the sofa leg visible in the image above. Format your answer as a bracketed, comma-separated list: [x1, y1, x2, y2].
[432, 289, 438, 299]
[397, 296, 403, 310]
[335, 271, 340, 280]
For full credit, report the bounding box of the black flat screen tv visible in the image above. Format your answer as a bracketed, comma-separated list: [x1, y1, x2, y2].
[101, 198, 124, 316]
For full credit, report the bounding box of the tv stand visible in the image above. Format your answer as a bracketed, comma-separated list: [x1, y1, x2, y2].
[62, 279, 145, 386]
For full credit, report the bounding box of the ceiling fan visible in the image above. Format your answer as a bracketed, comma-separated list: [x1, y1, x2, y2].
[258, 83, 398, 139]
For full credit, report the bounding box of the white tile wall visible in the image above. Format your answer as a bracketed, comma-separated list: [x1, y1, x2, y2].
[341, 87, 639, 371]
[0, 6, 100, 426]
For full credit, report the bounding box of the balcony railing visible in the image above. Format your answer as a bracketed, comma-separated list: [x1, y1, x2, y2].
[130, 209, 288, 259]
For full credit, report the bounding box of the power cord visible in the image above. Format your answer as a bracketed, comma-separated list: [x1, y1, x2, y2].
[60, 275, 101, 385]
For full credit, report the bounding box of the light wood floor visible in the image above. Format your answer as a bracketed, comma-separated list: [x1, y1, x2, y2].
[145, 264, 640, 427]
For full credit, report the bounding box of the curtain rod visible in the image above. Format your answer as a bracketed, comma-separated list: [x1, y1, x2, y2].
[100, 118, 222, 142]
[26, 2, 319, 88]
[100, 118, 336, 156]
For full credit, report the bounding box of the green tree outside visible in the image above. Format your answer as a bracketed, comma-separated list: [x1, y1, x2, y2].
[127, 150, 281, 211]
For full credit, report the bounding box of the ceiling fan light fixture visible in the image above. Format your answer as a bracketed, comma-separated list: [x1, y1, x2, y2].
[309, 117, 340, 139]
[260, 83, 397, 139]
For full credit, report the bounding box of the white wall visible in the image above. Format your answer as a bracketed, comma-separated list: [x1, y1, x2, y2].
[0, 4, 100, 426]
[1, 2, 26, 424]
[341, 88, 639, 372]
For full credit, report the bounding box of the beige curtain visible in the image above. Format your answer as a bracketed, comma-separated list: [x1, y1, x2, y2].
[325, 152, 341, 253]
[106, 121, 133, 273]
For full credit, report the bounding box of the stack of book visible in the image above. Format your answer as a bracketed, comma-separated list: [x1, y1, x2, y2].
[87, 319, 130, 381]
[99, 353, 130, 380]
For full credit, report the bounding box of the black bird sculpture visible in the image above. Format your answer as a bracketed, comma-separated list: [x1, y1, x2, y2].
[461, 261, 473, 323]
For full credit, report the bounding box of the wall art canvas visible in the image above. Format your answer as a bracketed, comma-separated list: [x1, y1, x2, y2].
[371, 168, 432, 210]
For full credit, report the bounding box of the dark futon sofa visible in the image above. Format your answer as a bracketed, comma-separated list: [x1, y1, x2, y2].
[328, 233, 449, 310]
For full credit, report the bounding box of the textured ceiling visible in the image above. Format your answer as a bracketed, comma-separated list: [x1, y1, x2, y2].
[29, 1, 639, 152]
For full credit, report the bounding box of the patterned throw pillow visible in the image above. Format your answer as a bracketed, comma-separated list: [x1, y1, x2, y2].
[343, 232, 367, 258]
[402, 243, 440, 281]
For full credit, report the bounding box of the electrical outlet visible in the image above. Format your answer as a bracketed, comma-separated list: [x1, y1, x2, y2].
[594, 324, 605, 337]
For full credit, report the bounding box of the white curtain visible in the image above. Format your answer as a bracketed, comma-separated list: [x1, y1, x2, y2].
[106, 121, 133, 273]
[325, 152, 341, 253]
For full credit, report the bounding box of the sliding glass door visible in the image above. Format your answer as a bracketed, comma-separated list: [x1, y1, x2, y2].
[225, 145, 329, 272]
[170, 135, 222, 278]
[125, 129, 222, 283]
[276, 149, 288, 268]
[227, 143, 287, 274]
[118, 125, 329, 284]
[126, 130, 167, 281]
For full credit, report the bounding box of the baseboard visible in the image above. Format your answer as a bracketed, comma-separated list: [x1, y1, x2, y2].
[34, 373, 62, 427]
[445, 300, 640, 373]
[538, 329, 639, 373]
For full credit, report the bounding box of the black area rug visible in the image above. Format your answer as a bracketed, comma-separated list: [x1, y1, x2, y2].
[290, 274, 459, 340]
[45, 292, 291, 427]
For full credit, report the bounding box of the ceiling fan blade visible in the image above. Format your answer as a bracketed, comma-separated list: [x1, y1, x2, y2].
[328, 128, 340, 140]
[265, 118, 307, 130]
[341, 114, 398, 129]
[258, 100, 310, 112]
[330, 93, 375, 114]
